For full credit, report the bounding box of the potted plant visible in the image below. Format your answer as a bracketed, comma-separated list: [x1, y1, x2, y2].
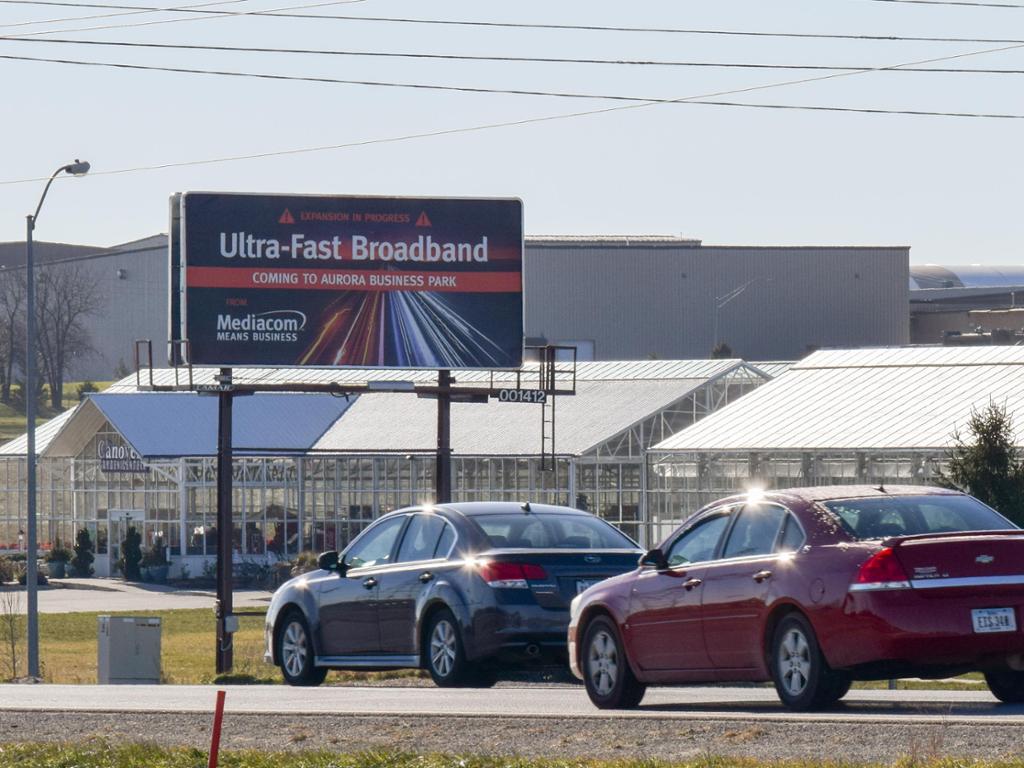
[43, 542, 72, 579]
[140, 539, 170, 584]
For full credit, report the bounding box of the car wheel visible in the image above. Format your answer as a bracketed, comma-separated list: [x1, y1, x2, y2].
[277, 610, 327, 687]
[581, 615, 646, 709]
[425, 608, 472, 687]
[985, 670, 1024, 703]
[771, 613, 846, 710]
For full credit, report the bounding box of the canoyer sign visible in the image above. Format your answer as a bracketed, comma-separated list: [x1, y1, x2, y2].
[177, 192, 524, 369]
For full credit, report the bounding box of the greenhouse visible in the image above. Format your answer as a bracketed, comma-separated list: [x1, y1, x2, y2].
[647, 346, 1024, 541]
[0, 359, 772, 576]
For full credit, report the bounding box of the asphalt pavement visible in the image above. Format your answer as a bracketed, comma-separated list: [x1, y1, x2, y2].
[1, 683, 1021, 724]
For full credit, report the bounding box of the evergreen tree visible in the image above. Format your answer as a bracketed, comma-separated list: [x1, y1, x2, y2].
[120, 526, 143, 581]
[71, 528, 94, 577]
[939, 402, 1024, 525]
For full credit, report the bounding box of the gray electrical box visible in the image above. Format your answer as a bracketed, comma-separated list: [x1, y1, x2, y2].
[97, 616, 162, 684]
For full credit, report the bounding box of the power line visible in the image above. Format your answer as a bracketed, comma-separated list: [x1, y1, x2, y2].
[9, 35, 1024, 74]
[0, 0, 366, 34]
[0, 0, 246, 30]
[1, 0, 1023, 43]
[864, 0, 1024, 8]
[3, 27, 1023, 187]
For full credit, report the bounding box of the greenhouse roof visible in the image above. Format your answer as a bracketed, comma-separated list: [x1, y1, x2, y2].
[312, 378, 721, 456]
[0, 393, 353, 458]
[107, 358, 759, 391]
[652, 346, 1024, 453]
[3, 359, 773, 459]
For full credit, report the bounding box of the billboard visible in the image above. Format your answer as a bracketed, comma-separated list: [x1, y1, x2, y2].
[178, 192, 523, 369]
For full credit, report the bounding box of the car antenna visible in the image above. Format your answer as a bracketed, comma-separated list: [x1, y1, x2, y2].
[521, 502, 531, 513]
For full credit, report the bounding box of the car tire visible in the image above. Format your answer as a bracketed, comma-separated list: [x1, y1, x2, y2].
[985, 670, 1024, 703]
[425, 608, 472, 687]
[277, 610, 327, 687]
[771, 613, 847, 710]
[581, 615, 646, 709]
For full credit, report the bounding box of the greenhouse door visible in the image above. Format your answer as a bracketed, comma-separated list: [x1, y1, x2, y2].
[102, 510, 144, 578]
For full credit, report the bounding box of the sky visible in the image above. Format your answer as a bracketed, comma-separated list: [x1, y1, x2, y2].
[2, 0, 1024, 264]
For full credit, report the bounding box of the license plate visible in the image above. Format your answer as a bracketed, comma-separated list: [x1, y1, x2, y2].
[972, 607, 1017, 634]
[576, 579, 600, 595]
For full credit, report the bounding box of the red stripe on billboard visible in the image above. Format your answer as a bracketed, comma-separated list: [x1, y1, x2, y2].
[186, 266, 521, 293]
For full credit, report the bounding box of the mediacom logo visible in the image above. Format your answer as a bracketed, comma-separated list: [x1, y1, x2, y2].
[215, 310, 306, 343]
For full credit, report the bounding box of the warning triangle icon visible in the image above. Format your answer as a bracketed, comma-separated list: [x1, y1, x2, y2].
[415, 211, 432, 227]
[279, 209, 295, 225]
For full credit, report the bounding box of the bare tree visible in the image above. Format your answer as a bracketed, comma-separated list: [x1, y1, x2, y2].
[0, 588, 21, 680]
[34, 263, 104, 410]
[0, 268, 25, 404]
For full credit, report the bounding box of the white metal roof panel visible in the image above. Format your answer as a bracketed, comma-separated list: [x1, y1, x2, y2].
[655, 345, 1024, 453]
[314, 378, 714, 456]
[108, 359, 753, 391]
[0, 406, 78, 456]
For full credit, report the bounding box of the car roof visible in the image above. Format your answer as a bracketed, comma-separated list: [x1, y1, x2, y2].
[406, 501, 594, 518]
[713, 484, 964, 508]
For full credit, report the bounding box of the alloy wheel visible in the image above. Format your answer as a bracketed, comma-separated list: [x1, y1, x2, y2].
[430, 618, 457, 678]
[587, 629, 619, 696]
[778, 627, 812, 697]
[282, 620, 308, 678]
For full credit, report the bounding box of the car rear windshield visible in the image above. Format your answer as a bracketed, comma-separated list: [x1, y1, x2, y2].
[470, 513, 637, 549]
[822, 495, 1016, 540]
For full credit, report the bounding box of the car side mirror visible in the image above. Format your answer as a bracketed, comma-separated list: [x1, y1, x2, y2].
[317, 550, 343, 574]
[639, 548, 669, 571]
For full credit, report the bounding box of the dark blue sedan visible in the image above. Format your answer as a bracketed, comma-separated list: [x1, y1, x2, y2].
[264, 502, 642, 687]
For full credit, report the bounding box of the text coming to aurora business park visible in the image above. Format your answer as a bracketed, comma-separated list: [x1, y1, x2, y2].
[178, 192, 524, 369]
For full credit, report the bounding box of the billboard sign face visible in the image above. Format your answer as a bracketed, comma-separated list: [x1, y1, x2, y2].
[179, 192, 523, 369]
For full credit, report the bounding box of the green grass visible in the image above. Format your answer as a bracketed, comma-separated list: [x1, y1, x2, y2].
[0, 380, 114, 443]
[2, 747, 1024, 768]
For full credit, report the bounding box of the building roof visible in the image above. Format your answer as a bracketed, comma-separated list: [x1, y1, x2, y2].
[0, 392, 353, 458]
[108, 358, 759, 391]
[910, 264, 1024, 291]
[525, 235, 702, 247]
[652, 346, 1024, 454]
[9, 359, 764, 459]
[312, 377, 728, 456]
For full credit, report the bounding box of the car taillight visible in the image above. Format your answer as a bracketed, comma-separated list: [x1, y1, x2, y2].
[851, 547, 911, 591]
[478, 561, 548, 588]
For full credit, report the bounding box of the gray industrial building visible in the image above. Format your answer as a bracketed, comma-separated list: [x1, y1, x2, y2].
[0, 235, 909, 380]
[910, 264, 1024, 345]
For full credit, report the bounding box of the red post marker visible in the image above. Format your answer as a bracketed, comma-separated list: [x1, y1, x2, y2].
[208, 689, 226, 768]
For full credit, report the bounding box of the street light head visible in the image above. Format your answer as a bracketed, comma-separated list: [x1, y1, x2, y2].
[64, 159, 90, 176]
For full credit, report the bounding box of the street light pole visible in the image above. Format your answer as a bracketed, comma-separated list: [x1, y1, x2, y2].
[24, 159, 89, 679]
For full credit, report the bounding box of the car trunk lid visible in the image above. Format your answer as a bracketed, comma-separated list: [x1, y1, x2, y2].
[478, 549, 640, 608]
[887, 530, 1024, 588]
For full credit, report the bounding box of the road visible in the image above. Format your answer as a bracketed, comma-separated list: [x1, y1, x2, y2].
[1, 579, 271, 613]
[3, 684, 1023, 760]
[1, 683, 1021, 724]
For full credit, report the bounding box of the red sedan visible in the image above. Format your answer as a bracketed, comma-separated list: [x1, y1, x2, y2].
[568, 485, 1024, 710]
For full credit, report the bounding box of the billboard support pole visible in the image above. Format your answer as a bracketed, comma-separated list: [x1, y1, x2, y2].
[215, 367, 234, 674]
[435, 369, 452, 503]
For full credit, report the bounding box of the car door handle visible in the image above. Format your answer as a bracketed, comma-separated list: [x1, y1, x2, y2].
[419, 572, 434, 583]
[753, 570, 773, 583]
[362, 577, 378, 589]
[683, 578, 703, 590]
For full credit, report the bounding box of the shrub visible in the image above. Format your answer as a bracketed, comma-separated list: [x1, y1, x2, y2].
[76, 381, 99, 400]
[44, 541, 71, 564]
[71, 528, 95, 577]
[141, 541, 169, 568]
[0, 557, 14, 584]
[119, 526, 143, 580]
[290, 551, 318, 576]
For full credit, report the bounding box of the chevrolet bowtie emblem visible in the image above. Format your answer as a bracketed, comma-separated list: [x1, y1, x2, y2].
[976, 554, 995, 564]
